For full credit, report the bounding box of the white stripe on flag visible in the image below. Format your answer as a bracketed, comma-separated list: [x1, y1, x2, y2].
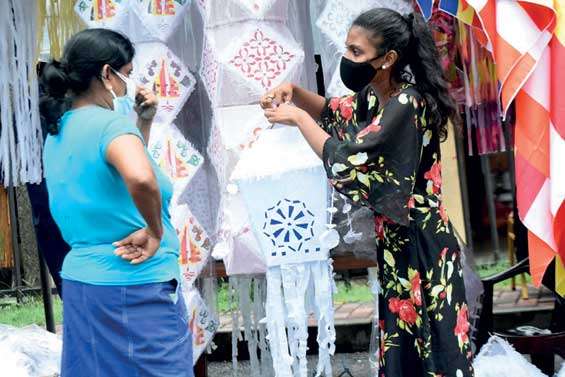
[523, 179, 557, 250]
[523, 46, 550, 111]
[496, 0, 542, 53]
[550, 123, 565, 216]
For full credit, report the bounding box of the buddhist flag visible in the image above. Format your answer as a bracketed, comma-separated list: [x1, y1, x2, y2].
[466, 0, 564, 295]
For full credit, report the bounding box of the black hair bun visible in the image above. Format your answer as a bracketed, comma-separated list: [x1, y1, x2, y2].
[41, 60, 69, 98]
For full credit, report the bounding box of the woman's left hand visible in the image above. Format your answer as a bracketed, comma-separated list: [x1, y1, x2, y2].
[134, 87, 158, 121]
[264, 103, 306, 126]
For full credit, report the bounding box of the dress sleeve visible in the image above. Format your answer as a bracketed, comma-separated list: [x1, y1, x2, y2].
[322, 91, 423, 226]
[99, 115, 144, 159]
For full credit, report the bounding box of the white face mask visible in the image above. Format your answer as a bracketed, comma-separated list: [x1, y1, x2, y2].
[109, 68, 136, 116]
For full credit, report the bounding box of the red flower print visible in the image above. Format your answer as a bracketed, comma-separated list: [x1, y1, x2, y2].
[440, 291, 447, 300]
[329, 97, 340, 112]
[388, 297, 401, 313]
[375, 215, 386, 241]
[439, 204, 449, 224]
[339, 96, 354, 121]
[398, 299, 418, 325]
[424, 162, 442, 194]
[454, 304, 470, 343]
[440, 247, 448, 259]
[407, 196, 415, 209]
[410, 272, 422, 306]
[356, 116, 382, 139]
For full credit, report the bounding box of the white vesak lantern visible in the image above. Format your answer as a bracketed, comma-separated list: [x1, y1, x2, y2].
[171, 204, 211, 288]
[130, 0, 192, 41]
[133, 42, 196, 125]
[184, 288, 219, 365]
[74, 0, 130, 32]
[231, 127, 329, 266]
[231, 127, 336, 377]
[199, 22, 305, 107]
[196, 0, 289, 28]
[148, 123, 203, 201]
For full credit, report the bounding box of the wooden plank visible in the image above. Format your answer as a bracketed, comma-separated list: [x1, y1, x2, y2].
[203, 254, 377, 278]
[0, 186, 13, 269]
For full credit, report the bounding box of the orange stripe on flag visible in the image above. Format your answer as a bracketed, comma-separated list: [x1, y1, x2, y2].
[500, 53, 537, 111]
[514, 153, 546, 217]
[515, 91, 551, 176]
[528, 231, 556, 287]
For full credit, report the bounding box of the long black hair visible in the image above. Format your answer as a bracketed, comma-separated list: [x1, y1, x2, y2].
[352, 9, 457, 140]
[40, 28, 135, 135]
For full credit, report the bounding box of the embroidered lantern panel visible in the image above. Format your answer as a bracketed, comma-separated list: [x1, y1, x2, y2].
[316, 0, 413, 51]
[131, 0, 191, 41]
[134, 42, 196, 124]
[197, 0, 289, 28]
[172, 204, 211, 287]
[184, 288, 219, 364]
[201, 23, 305, 107]
[231, 128, 329, 267]
[326, 65, 353, 97]
[148, 123, 203, 200]
[74, 0, 130, 32]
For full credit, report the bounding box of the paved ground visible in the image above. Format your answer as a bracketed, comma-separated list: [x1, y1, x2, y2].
[208, 352, 372, 377]
[217, 284, 555, 333]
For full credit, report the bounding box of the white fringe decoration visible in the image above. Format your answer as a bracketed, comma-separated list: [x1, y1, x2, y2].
[0, 0, 43, 187]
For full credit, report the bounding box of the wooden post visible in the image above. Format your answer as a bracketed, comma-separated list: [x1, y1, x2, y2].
[0, 187, 14, 269]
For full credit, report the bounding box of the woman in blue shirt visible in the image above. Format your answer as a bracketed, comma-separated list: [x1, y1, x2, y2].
[40, 29, 192, 376]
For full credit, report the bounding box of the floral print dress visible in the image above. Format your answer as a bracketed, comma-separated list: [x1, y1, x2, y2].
[321, 83, 474, 377]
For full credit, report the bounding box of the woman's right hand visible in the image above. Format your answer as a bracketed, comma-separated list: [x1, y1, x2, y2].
[113, 228, 161, 264]
[260, 82, 294, 109]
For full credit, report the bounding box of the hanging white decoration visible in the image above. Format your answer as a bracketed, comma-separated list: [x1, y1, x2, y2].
[134, 42, 196, 124]
[315, 0, 413, 52]
[74, 0, 130, 32]
[184, 287, 219, 364]
[130, 0, 192, 41]
[0, 0, 42, 186]
[148, 122, 203, 198]
[231, 127, 336, 376]
[171, 204, 211, 288]
[196, 0, 288, 28]
[200, 23, 305, 107]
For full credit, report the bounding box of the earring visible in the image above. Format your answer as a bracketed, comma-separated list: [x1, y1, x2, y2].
[382, 65, 387, 69]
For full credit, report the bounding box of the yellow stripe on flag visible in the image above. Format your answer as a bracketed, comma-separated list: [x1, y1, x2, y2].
[556, 255, 565, 296]
[556, 0, 565, 44]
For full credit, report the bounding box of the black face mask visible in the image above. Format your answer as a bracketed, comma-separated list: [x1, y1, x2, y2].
[340, 55, 382, 92]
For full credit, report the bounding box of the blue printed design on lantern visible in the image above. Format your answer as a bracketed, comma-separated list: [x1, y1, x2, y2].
[262, 199, 317, 257]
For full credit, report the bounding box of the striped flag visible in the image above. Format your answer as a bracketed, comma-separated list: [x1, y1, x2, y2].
[465, 0, 564, 295]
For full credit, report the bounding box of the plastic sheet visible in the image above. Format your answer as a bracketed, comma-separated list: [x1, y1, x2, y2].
[0, 324, 62, 377]
[473, 336, 547, 377]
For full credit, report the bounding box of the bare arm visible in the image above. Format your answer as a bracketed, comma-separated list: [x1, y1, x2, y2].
[291, 84, 326, 121]
[260, 82, 326, 121]
[106, 135, 163, 239]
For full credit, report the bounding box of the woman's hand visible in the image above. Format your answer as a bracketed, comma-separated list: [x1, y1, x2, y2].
[134, 87, 158, 121]
[113, 228, 161, 264]
[260, 82, 294, 109]
[264, 103, 308, 126]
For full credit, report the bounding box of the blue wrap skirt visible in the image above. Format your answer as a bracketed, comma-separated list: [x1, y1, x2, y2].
[61, 279, 193, 377]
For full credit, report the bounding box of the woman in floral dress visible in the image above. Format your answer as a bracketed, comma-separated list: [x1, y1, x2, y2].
[260, 8, 474, 377]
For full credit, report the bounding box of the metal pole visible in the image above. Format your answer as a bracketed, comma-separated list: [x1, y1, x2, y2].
[38, 248, 56, 333]
[480, 155, 502, 262]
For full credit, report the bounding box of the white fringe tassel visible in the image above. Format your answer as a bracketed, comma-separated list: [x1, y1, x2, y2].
[0, 0, 43, 187]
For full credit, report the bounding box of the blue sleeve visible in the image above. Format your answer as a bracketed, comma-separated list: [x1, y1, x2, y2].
[99, 116, 144, 159]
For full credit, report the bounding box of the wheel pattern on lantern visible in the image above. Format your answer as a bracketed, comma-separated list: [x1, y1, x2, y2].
[262, 198, 319, 257]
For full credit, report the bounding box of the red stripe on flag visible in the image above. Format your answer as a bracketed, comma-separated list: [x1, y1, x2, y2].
[519, 1, 556, 30]
[551, 37, 565, 138]
[514, 152, 546, 218]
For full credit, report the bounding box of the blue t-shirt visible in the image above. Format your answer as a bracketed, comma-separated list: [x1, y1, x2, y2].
[43, 106, 180, 285]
